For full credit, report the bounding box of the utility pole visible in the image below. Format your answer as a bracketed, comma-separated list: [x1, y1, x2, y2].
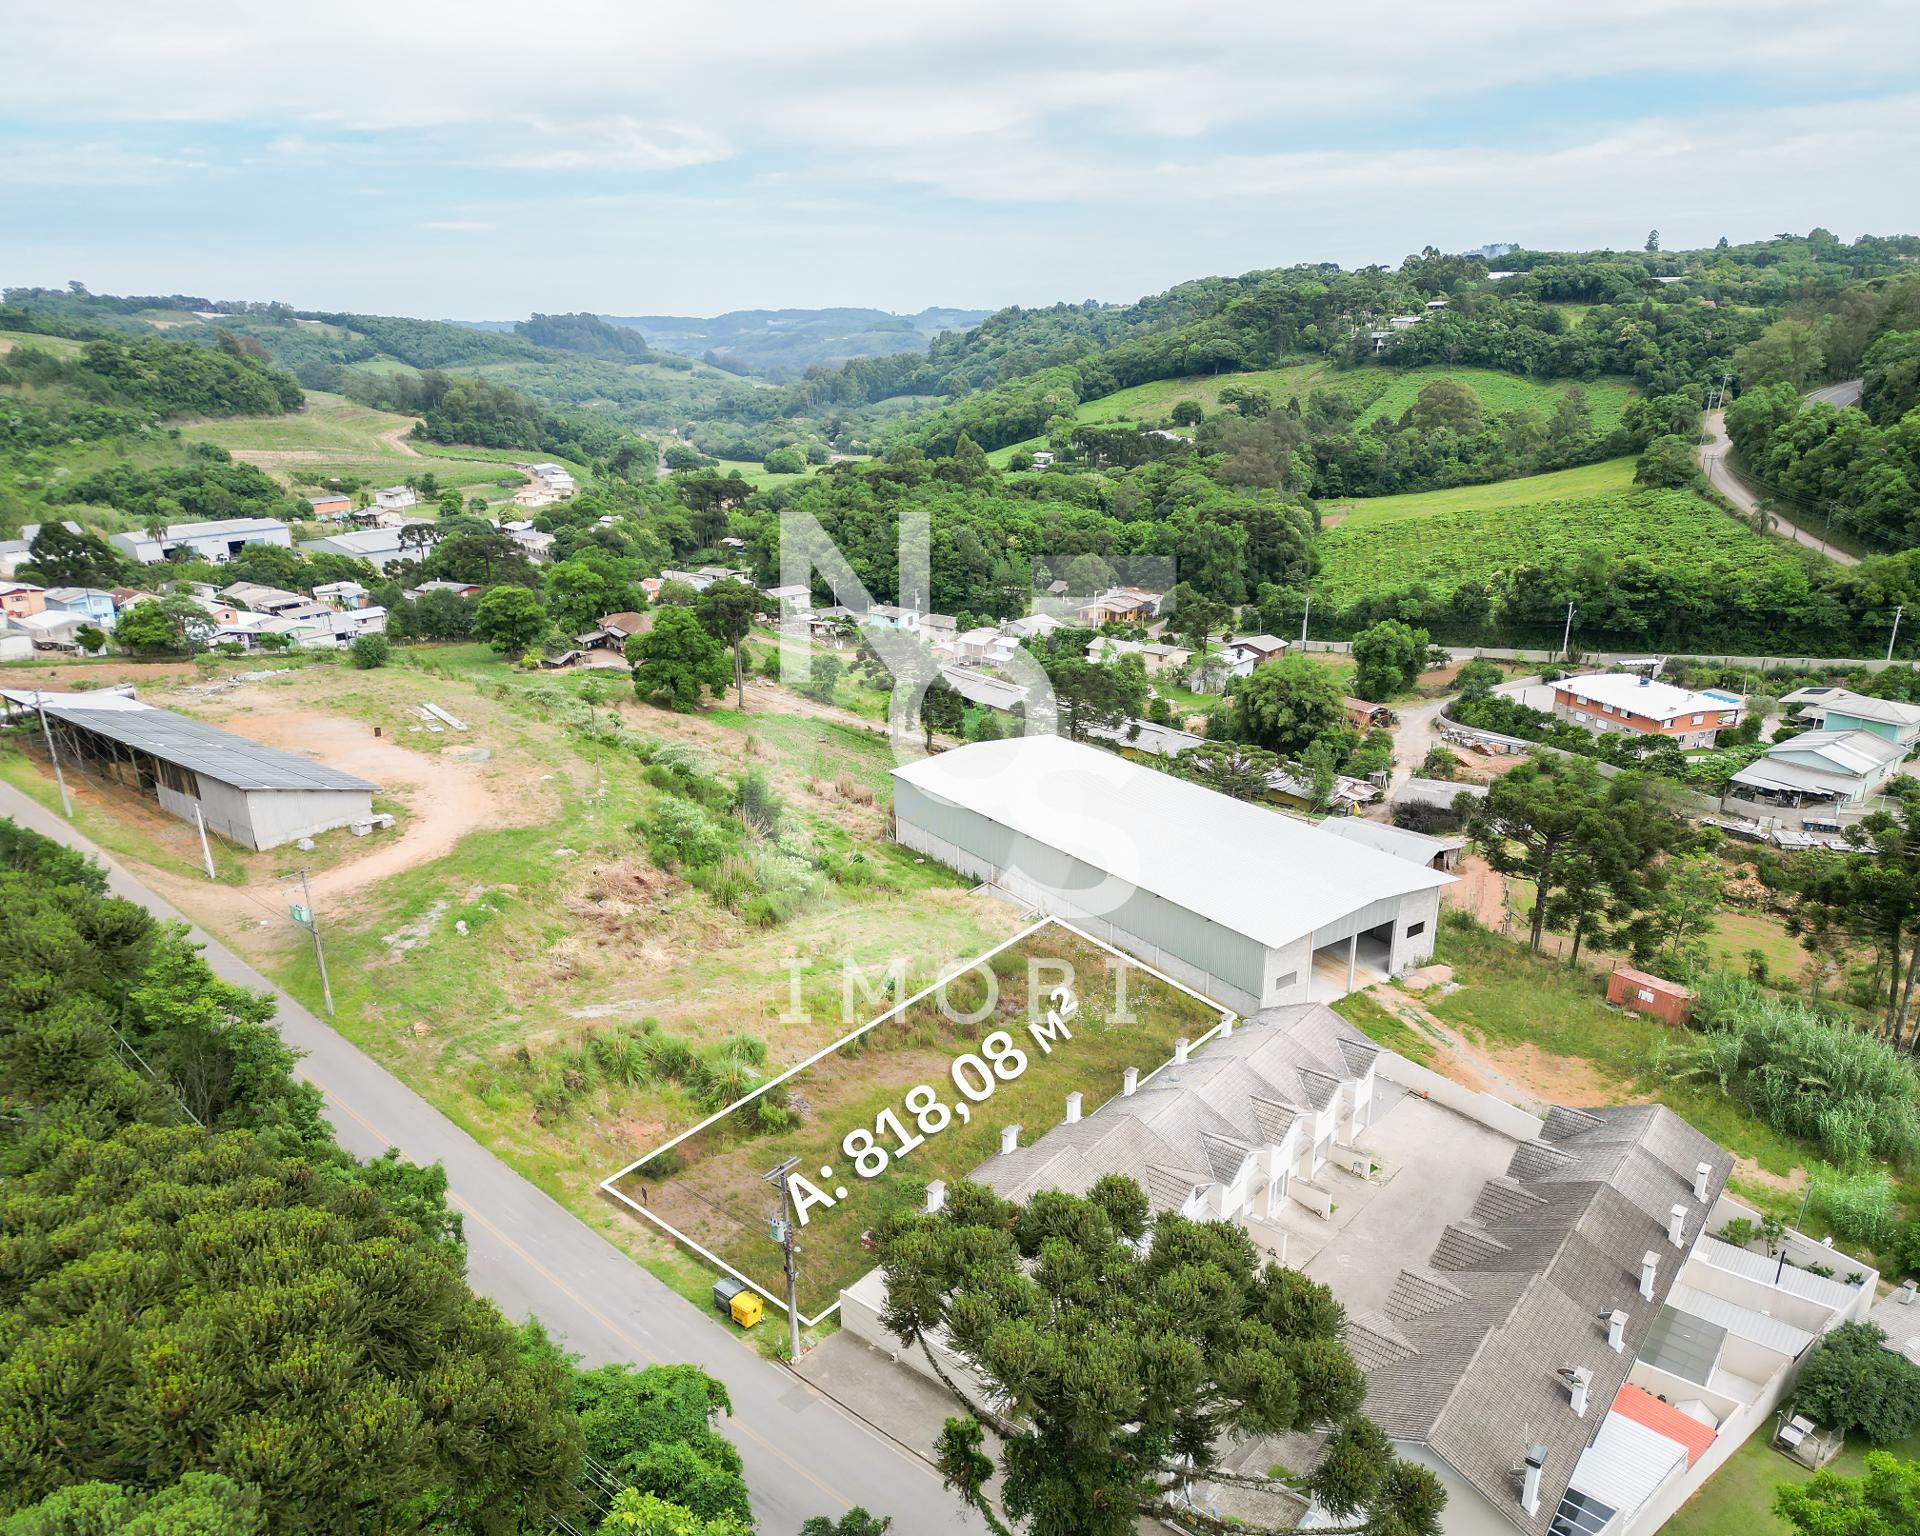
[1560, 601, 1576, 662]
[35, 697, 72, 818]
[764, 1157, 803, 1361]
[278, 868, 334, 1016]
[1299, 596, 1311, 648]
[1890, 605, 1906, 664]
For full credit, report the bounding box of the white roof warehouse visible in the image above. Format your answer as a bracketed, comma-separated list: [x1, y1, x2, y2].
[26, 693, 379, 850]
[891, 734, 1451, 1012]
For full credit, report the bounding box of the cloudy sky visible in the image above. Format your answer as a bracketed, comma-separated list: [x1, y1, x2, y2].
[4, 0, 1916, 320]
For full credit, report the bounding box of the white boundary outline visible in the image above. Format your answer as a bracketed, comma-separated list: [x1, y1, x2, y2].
[596, 914, 1236, 1326]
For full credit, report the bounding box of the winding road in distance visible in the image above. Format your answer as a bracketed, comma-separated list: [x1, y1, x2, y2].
[1696, 378, 1864, 566]
[0, 781, 979, 1536]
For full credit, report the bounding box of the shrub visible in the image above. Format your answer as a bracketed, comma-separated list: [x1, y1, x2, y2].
[1814, 1170, 1900, 1251]
[1716, 1217, 1758, 1247]
[1792, 1322, 1920, 1443]
[1420, 746, 1459, 780]
[641, 798, 730, 872]
[735, 767, 783, 835]
[350, 632, 390, 669]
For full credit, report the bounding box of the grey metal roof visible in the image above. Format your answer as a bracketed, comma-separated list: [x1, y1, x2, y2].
[40, 698, 380, 794]
[895, 735, 1450, 951]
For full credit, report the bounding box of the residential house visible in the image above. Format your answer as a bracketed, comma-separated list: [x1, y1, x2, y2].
[599, 611, 649, 644]
[0, 622, 33, 661]
[403, 580, 481, 600]
[1552, 673, 1745, 749]
[1086, 636, 1192, 677]
[921, 613, 959, 644]
[304, 491, 353, 519]
[1075, 585, 1166, 626]
[510, 527, 557, 563]
[953, 626, 1018, 666]
[373, 485, 417, 513]
[0, 582, 48, 619]
[659, 568, 715, 593]
[0, 521, 83, 578]
[1003, 613, 1067, 643]
[41, 586, 118, 632]
[218, 582, 309, 615]
[511, 484, 561, 510]
[11, 609, 91, 649]
[865, 604, 920, 632]
[110, 518, 293, 567]
[1190, 633, 1286, 691]
[764, 583, 812, 614]
[299, 527, 419, 573]
[312, 581, 370, 610]
[531, 463, 576, 496]
[1030, 451, 1054, 468]
[1777, 686, 1920, 752]
[1725, 729, 1905, 813]
[806, 606, 856, 645]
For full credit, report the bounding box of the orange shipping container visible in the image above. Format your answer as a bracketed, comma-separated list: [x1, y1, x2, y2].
[1607, 966, 1693, 1027]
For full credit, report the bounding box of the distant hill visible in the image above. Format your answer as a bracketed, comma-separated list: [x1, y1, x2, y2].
[600, 306, 991, 380]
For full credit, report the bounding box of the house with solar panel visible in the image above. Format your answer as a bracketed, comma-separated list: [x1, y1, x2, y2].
[19, 691, 378, 849]
[838, 1003, 1877, 1536]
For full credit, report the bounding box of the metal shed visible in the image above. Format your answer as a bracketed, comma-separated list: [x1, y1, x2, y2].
[29, 694, 379, 850]
[891, 734, 1451, 1013]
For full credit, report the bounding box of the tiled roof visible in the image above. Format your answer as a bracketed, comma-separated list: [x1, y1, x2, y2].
[1359, 1105, 1733, 1536]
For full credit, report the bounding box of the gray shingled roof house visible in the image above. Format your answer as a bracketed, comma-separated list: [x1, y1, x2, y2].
[1350, 1104, 1732, 1536]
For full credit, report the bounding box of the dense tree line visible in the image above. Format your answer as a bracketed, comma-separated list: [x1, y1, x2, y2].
[515, 311, 658, 362]
[1726, 377, 1920, 549]
[0, 822, 757, 1535]
[0, 334, 300, 418]
[48, 447, 301, 524]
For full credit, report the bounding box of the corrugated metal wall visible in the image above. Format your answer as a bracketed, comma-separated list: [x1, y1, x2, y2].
[897, 780, 1271, 1003]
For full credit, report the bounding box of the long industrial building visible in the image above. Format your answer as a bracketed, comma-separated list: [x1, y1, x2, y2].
[24, 691, 379, 850]
[891, 734, 1451, 1012]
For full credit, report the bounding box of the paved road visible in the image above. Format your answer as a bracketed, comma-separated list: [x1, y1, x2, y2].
[1803, 378, 1864, 410]
[1696, 407, 1860, 567]
[0, 782, 976, 1536]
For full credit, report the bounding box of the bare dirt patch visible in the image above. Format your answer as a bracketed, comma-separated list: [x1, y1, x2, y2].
[1445, 852, 1509, 930]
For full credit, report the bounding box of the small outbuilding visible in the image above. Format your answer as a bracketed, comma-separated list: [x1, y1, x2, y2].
[1606, 966, 1693, 1026]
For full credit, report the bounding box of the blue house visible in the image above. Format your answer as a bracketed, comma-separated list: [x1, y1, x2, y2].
[41, 586, 119, 632]
[1780, 686, 1920, 752]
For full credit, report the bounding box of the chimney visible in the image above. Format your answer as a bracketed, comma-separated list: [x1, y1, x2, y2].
[1694, 1162, 1712, 1203]
[926, 1179, 946, 1214]
[1606, 1309, 1628, 1353]
[1065, 1092, 1082, 1125]
[1521, 1444, 1547, 1517]
[1219, 1017, 1234, 1037]
[1562, 1365, 1592, 1418]
[1122, 1067, 1139, 1097]
[1640, 1251, 1659, 1299]
[1668, 1203, 1688, 1247]
[1174, 1037, 1190, 1066]
[1000, 1124, 1021, 1156]
[1901, 1279, 1918, 1306]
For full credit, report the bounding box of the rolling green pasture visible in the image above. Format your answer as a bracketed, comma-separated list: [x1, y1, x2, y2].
[0, 329, 86, 357]
[178, 390, 566, 496]
[1322, 457, 1638, 530]
[1357, 367, 1634, 434]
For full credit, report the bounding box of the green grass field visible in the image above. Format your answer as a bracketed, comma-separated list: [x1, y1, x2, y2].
[1357, 367, 1634, 435]
[0, 329, 86, 357]
[1322, 457, 1639, 530]
[178, 391, 572, 498]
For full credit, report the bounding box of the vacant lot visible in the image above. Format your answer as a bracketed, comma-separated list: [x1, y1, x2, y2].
[617, 920, 1225, 1315]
